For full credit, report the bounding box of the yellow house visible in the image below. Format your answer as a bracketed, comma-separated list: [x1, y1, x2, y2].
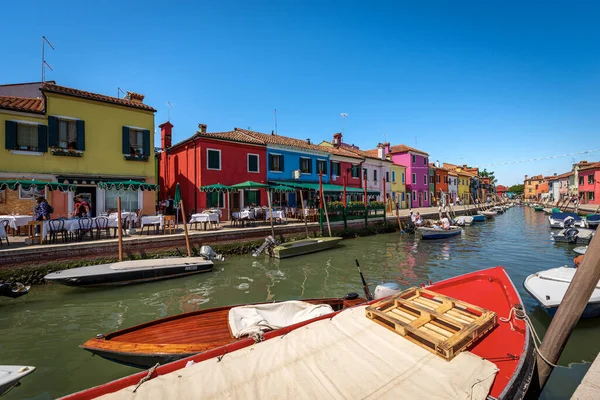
[0, 82, 156, 217]
[456, 170, 472, 205]
[389, 162, 406, 209]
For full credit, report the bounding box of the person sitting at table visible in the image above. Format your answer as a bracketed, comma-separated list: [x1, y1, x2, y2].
[73, 196, 89, 218]
[35, 196, 51, 221]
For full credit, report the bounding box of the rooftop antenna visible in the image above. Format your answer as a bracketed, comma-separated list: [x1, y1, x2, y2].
[383, 133, 388, 143]
[41, 36, 55, 82]
[415, 136, 417, 147]
[341, 113, 349, 134]
[274, 109, 278, 135]
[168, 101, 173, 121]
[117, 87, 127, 98]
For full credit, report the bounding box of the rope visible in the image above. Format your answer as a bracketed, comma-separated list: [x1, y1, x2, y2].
[133, 362, 160, 393]
[499, 307, 565, 369]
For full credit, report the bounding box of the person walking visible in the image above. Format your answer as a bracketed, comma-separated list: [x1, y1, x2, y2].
[35, 196, 51, 221]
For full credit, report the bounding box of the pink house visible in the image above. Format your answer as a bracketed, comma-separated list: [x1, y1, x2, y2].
[578, 162, 600, 205]
[387, 145, 430, 208]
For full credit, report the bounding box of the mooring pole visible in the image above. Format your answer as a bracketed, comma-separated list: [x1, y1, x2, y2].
[117, 197, 123, 262]
[534, 231, 600, 392]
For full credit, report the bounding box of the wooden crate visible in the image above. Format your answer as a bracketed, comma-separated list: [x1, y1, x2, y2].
[365, 287, 497, 361]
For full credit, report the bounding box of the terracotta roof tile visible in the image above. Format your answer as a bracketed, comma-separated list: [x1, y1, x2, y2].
[318, 145, 364, 160]
[556, 171, 573, 179]
[234, 129, 329, 153]
[389, 144, 429, 156]
[42, 83, 156, 112]
[579, 162, 600, 171]
[0, 96, 44, 113]
[198, 130, 266, 145]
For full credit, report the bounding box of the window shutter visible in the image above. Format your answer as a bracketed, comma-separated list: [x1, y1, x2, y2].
[280, 155, 284, 171]
[122, 126, 130, 154]
[48, 116, 58, 147]
[269, 154, 274, 171]
[5, 121, 16, 150]
[76, 120, 85, 151]
[38, 124, 48, 153]
[142, 129, 150, 156]
[256, 190, 261, 205]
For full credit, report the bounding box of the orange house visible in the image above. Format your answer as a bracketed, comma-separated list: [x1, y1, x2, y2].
[524, 174, 544, 200]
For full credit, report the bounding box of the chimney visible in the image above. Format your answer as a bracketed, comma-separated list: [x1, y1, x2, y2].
[377, 143, 385, 160]
[198, 124, 207, 134]
[525, 175, 528, 180]
[332, 132, 342, 148]
[306, 138, 311, 145]
[125, 91, 145, 103]
[159, 121, 173, 149]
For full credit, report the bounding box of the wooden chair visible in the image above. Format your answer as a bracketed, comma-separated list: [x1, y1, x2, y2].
[95, 216, 110, 239]
[48, 219, 66, 244]
[0, 220, 9, 246]
[76, 217, 94, 241]
[27, 221, 43, 245]
[112, 217, 128, 238]
[163, 215, 176, 234]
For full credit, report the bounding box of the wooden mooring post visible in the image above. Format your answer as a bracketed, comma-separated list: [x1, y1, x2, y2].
[532, 228, 600, 393]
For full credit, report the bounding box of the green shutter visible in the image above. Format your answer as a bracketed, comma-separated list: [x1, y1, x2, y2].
[280, 155, 284, 171]
[5, 120, 16, 150]
[256, 190, 261, 206]
[76, 120, 85, 151]
[38, 124, 48, 152]
[48, 116, 58, 147]
[142, 129, 150, 156]
[122, 126, 130, 154]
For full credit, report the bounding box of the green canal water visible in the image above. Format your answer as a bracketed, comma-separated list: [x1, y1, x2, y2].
[1, 206, 599, 399]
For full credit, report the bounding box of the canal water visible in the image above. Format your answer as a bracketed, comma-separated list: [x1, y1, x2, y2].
[1, 206, 598, 399]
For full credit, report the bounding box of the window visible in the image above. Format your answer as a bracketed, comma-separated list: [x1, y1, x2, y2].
[57, 119, 77, 149]
[207, 149, 221, 170]
[589, 192, 595, 201]
[588, 175, 595, 184]
[248, 154, 259, 173]
[331, 162, 341, 177]
[363, 168, 368, 180]
[392, 171, 396, 182]
[579, 176, 584, 185]
[429, 175, 433, 184]
[401, 192, 405, 201]
[373, 170, 378, 182]
[444, 176, 448, 183]
[245, 190, 261, 207]
[207, 191, 225, 208]
[424, 157, 427, 165]
[317, 159, 327, 175]
[423, 175, 427, 185]
[269, 154, 283, 172]
[437, 174, 440, 183]
[16, 123, 40, 151]
[412, 155, 416, 164]
[105, 189, 138, 211]
[412, 190, 416, 200]
[424, 191, 428, 201]
[412, 173, 416, 184]
[351, 164, 359, 178]
[401, 173, 405, 183]
[386, 171, 390, 182]
[300, 157, 312, 174]
[129, 128, 146, 155]
[528, 188, 532, 193]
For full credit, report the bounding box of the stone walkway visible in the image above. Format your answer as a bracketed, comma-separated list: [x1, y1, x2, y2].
[572, 353, 600, 399]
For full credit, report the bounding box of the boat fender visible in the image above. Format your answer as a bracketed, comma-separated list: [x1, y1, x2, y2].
[344, 292, 359, 300]
[374, 282, 401, 300]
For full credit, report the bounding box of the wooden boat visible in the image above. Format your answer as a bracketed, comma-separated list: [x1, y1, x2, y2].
[533, 206, 544, 211]
[62, 267, 535, 400]
[272, 237, 342, 259]
[478, 210, 497, 218]
[0, 282, 30, 298]
[453, 215, 473, 226]
[524, 266, 600, 318]
[418, 226, 462, 239]
[0, 365, 35, 395]
[472, 214, 486, 222]
[548, 212, 586, 229]
[80, 296, 365, 368]
[44, 257, 215, 288]
[552, 227, 595, 244]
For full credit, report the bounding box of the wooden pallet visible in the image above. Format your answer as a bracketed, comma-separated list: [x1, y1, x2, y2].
[365, 287, 497, 361]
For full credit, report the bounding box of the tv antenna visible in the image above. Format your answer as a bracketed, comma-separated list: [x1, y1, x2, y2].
[168, 101, 173, 121]
[41, 36, 55, 82]
[340, 113, 349, 134]
[117, 87, 127, 98]
[274, 109, 278, 135]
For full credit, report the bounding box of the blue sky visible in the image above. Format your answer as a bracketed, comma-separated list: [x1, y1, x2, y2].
[2, 0, 599, 185]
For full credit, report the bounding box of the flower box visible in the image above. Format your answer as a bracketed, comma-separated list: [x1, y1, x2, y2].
[125, 154, 149, 162]
[50, 147, 83, 157]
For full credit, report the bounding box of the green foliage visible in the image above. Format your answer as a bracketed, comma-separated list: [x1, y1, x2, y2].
[479, 168, 497, 184]
[508, 184, 524, 194]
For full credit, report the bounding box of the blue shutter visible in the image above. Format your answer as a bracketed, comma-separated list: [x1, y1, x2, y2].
[5, 120, 16, 150]
[122, 126, 130, 154]
[38, 124, 48, 153]
[142, 129, 150, 156]
[48, 116, 58, 147]
[280, 155, 284, 171]
[76, 120, 85, 151]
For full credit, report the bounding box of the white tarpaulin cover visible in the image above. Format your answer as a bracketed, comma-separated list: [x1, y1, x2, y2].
[98, 305, 498, 400]
[228, 300, 335, 338]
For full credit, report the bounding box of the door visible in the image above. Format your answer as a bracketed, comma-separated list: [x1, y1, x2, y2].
[419, 192, 423, 207]
[76, 186, 96, 217]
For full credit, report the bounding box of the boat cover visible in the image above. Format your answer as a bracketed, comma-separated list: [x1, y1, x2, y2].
[98, 306, 498, 400]
[228, 300, 334, 338]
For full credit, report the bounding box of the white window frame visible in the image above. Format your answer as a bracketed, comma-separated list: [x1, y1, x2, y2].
[412, 154, 416, 164]
[392, 171, 396, 182]
[424, 157, 427, 165]
[423, 174, 427, 185]
[373, 169, 378, 182]
[247, 153, 260, 173]
[206, 148, 221, 171]
[316, 159, 328, 175]
[412, 173, 416, 184]
[412, 190, 416, 201]
[300, 157, 312, 175]
[424, 191, 428, 201]
[351, 164, 359, 178]
[269, 153, 283, 173]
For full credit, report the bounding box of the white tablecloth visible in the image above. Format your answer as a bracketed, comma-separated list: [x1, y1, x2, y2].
[266, 210, 286, 221]
[190, 213, 220, 224]
[0, 224, 6, 239]
[108, 212, 138, 224]
[0, 215, 33, 230]
[202, 209, 223, 217]
[233, 210, 255, 220]
[43, 219, 95, 237]
[141, 215, 164, 228]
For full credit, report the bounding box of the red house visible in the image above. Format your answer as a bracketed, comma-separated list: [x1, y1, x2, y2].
[496, 185, 508, 195]
[578, 162, 600, 205]
[157, 122, 267, 218]
[319, 133, 364, 188]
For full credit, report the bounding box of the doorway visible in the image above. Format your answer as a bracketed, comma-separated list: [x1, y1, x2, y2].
[76, 186, 96, 217]
[419, 192, 423, 207]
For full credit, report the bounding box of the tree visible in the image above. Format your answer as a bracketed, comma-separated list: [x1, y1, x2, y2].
[479, 168, 497, 185]
[508, 184, 524, 195]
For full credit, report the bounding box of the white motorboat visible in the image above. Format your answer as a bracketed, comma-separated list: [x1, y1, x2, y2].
[574, 246, 588, 255]
[418, 226, 462, 239]
[524, 266, 600, 318]
[0, 365, 35, 395]
[478, 210, 497, 218]
[552, 227, 595, 244]
[453, 216, 474, 226]
[548, 213, 586, 229]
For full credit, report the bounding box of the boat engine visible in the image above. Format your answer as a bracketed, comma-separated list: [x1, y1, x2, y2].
[564, 228, 579, 243]
[564, 216, 575, 229]
[252, 236, 277, 257]
[0, 282, 30, 299]
[404, 221, 416, 234]
[199, 246, 225, 262]
[373, 282, 402, 300]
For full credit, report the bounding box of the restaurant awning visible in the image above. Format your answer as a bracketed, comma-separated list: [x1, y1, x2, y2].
[269, 181, 380, 195]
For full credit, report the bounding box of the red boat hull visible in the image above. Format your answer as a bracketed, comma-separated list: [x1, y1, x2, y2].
[61, 266, 535, 400]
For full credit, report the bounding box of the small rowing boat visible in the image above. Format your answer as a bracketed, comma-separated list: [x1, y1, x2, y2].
[418, 226, 462, 239]
[472, 214, 486, 222]
[273, 237, 342, 258]
[0, 282, 30, 298]
[453, 216, 473, 226]
[0, 365, 35, 396]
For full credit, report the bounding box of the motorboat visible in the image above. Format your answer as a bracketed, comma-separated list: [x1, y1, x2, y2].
[472, 214, 486, 222]
[574, 246, 587, 255]
[586, 214, 600, 230]
[478, 210, 497, 218]
[418, 226, 462, 239]
[80, 296, 367, 368]
[548, 212, 586, 229]
[0, 282, 30, 298]
[0, 365, 35, 395]
[543, 208, 554, 214]
[491, 206, 505, 213]
[44, 246, 223, 287]
[253, 236, 342, 259]
[453, 216, 473, 226]
[552, 227, 595, 245]
[61, 267, 535, 400]
[524, 266, 600, 318]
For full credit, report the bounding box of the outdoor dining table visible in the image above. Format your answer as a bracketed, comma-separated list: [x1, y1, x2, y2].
[189, 213, 220, 230]
[108, 212, 139, 224]
[0, 215, 34, 230]
[265, 210, 286, 222]
[42, 218, 95, 238]
[141, 215, 164, 229]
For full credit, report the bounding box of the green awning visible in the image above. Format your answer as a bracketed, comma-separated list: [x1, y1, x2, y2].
[268, 185, 297, 193]
[0, 179, 76, 192]
[199, 183, 233, 192]
[98, 180, 158, 191]
[230, 181, 269, 189]
[269, 181, 379, 195]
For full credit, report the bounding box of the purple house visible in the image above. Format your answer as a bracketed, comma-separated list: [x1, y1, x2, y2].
[387, 145, 430, 208]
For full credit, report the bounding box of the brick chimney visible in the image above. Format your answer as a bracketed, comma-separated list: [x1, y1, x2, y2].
[159, 121, 173, 149]
[332, 132, 342, 148]
[126, 91, 145, 103]
[198, 124, 207, 134]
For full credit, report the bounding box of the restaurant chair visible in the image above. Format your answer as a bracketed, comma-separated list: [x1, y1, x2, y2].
[76, 217, 94, 241]
[163, 215, 176, 234]
[48, 219, 66, 244]
[95, 216, 110, 239]
[27, 221, 43, 245]
[112, 217, 128, 238]
[0, 220, 9, 246]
